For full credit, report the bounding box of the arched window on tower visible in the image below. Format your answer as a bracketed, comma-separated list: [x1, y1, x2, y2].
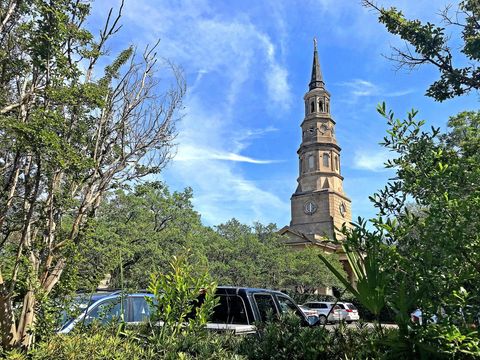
[300, 158, 303, 173]
[323, 153, 330, 168]
[319, 100, 324, 112]
[310, 101, 315, 114]
[335, 155, 339, 171]
[308, 155, 314, 170]
[326, 102, 330, 113]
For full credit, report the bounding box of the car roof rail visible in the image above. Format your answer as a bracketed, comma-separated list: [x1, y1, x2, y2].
[94, 288, 122, 293]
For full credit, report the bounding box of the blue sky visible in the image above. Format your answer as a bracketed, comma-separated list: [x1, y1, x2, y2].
[90, 0, 477, 227]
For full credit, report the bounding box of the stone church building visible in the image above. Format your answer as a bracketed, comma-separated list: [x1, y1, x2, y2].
[279, 40, 354, 286]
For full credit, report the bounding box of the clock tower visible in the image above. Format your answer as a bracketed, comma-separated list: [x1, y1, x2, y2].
[287, 40, 352, 241]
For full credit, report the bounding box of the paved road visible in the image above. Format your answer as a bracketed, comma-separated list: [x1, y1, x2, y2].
[324, 322, 398, 330]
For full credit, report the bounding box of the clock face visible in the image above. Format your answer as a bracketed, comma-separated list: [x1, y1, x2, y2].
[319, 124, 328, 134]
[304, 201, 317, 215]
[339, 201, 347, 217]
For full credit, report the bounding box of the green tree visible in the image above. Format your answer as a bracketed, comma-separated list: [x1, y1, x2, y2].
[335, 106, 480, 357]
[373, 107, 480, 303]
[0, 0, 184, 349]
[94, 184, 347, 293]
[206, 219, 286, 288]
[283, 247, 346, 294]
[203, 219, 346, 291]
[363, 0, 480, 101]
[91, 182, 202, 289]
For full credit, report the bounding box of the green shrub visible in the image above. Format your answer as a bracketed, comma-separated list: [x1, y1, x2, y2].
[144, 251, 220, 358]
[28, 325, 148, 360]
[238, 313, 388, 360]
[1, 349, 28, 360]
[419, 324, 479, 359]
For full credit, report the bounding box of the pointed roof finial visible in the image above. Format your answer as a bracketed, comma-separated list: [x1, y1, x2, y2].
[309, 37, 324, 90]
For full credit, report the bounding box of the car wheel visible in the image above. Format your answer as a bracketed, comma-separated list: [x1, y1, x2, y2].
[318, 315, 327, 325]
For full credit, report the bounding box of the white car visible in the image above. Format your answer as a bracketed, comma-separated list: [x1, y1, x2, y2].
[302, 301, 342, 324]
[336, 302, 360, 323]
[299, 305, 319, 319]
[410, 309, 439, 325]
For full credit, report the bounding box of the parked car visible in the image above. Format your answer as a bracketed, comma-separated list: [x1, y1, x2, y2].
[60, 286, 318, 334]
[336, 302, 360, 323]
[299, 305, 320, 319]
[302, 301, 342, 324]
[411, 306, 479, 327]
[410, 308, 440, 325]
[59, 292, 152, 333]
[211, 287, 318, 331]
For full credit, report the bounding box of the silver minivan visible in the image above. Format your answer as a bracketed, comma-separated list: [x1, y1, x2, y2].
[302, 301, 342, 324]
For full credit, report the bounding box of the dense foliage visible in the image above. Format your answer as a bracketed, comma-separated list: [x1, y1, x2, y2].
[316, 107, 480, 359]
[90, 181, 346, 292]
[1, 0, 479, 357]
[0, 0, 185, 349]
[363, 0, 480, 101]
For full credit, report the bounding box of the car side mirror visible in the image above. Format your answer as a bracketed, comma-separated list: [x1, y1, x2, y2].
[307, 315, 319, 326]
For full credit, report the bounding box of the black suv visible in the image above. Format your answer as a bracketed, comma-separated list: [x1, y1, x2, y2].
[209, 286, 318, 333]
[60, 286, 317, 334]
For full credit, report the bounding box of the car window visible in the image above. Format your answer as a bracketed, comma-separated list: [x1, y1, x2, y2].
[320, 303, 327, 309]
[347, 304, 357, 310]
[277, 296, 304, 319]
[254, 294, 278, 322]
[306, 303, 317, 308]
[86, 297, 125, 324]
[337, 304, 346, 309]
[210, 295, 249, 325]
[130, 296, 151, 322]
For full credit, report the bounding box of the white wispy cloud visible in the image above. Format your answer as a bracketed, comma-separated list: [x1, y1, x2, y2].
[168, 91, 286, 225]
[353, 149, 393, 172]
[340, 79, 379, 97]
[169, 106, 288, 224]
[175, 145, 278, 164]
[117, 1, 291, 110]
[339, 78, 414, 103]
[95, 0, 293, 225]
[308, 0, 454, 47]
[266, 63, 290, 109]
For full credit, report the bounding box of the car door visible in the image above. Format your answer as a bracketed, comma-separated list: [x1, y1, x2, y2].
[252, 293, 279, 322]
[128, 295, 153, 323]
[84, 296, 127, 324]
[276, 295, 306, 322]
[210, 294, 250, 325]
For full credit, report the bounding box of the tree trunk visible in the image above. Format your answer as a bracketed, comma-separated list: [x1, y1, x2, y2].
[16, 290, 36, 349]
[0, 270, 19, 349]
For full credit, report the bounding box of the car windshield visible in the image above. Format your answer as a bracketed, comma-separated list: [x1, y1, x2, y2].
[277, 296, 304, 320]
[60, 292, 115, 328]
[347, 304, 357, 310]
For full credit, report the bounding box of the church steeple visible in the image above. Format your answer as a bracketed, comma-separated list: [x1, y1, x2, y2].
[309, 38, 324, 90]
[288, 41, 352, 240]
